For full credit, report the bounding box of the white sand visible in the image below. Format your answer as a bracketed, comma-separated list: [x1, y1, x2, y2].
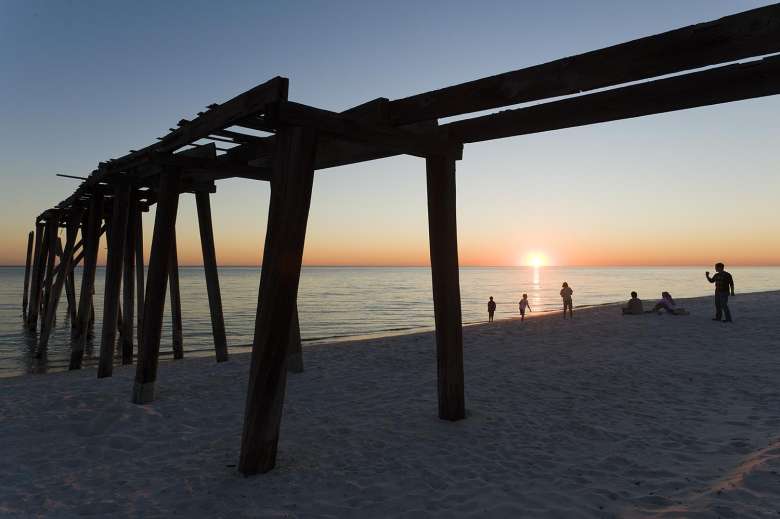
[2, 291, 780, 518]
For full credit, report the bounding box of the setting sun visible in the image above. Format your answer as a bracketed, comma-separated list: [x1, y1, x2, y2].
[523, 253, 547, 267]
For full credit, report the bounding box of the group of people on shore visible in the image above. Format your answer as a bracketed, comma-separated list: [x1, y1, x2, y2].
[486, 262, 736, 323]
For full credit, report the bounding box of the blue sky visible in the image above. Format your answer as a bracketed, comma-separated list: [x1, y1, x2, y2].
[1, 0, 778, 265]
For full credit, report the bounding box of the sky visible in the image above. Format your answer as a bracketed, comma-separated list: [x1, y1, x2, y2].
[1, 0, 778, 267]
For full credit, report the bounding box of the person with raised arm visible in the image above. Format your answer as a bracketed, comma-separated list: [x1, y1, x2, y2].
[706, 262, 735, 322]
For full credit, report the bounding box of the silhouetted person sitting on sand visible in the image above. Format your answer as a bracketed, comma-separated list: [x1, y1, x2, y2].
[651, 291, 688, 315]
[622, 291, 643, 315]
[519, 294, 531, 321]
[706, 262, 735, 322]
[560, 282, 573, 319]
[487, 296, 496, 322]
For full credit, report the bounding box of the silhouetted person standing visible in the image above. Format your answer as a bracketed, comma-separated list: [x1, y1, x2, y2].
[706, 262, 734, 322]
[519, 293, 532, 321]
[487, 296, 496, 322]
[560, 282, 573, 319]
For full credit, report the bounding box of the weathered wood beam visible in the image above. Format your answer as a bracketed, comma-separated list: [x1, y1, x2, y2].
[444, 55, 780, 143]
[44, 76, 287, 215]
[390, 3, 780, 124]
[98, 182, 131, 378]
[239, 125, 318, 475]
[62, 234, 77, 325]
[267, 101, 460, 160]
[426, 156, 465, 421]
[135, 207, 145, 351]
[287, 305, 303, 373]
[65, 270, 77, 326]
[38, 212, 82, 353]
[22, 231, 33, 323]
[169, 227, 184, 360]
[196, 191, 228, 362]
[158, 153, 271, 181]
[133, 168, 181, 403]
[39, 216, 59, 333]
[70, 193, 103, 369]
[121, 195, 139, 365]
[26, 222, 45, 330]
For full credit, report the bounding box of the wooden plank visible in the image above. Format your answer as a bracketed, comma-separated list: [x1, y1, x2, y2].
[22, 231, 33, 322]
[26, 222, 45, 331]
[121, 196, 139, 365]
[444, 55, 780, 144]
[132, 168, 181, 404]
[239, 125, 318, 475]
[425, 156, 465, 421]
[38, 212, 82, 353]
[267, 101, 460, 160]
[44, 76, 287, 217]
[169, 227, 184, 360]
[389, 3, 780, 124]
[287, 305, 303, 373]
[196, 191, 228, 362]
[98, 182, 131, 378]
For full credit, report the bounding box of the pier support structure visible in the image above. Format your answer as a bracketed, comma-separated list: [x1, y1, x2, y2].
[27, 221, 46, 331]
[98, 182, 131, 378]
[22, 231, 33, 323]
[425, 155, 465, 421]
[239, 125, 318, 475]
[121, 193, 139, 365]
[132, 168, 181, 403]
[70, 194, 103, 369]
[196, 191, 228, 362]
[169, 227, 184, 360]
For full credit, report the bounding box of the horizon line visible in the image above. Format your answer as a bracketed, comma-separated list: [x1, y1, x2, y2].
[2, 263, 780, 268]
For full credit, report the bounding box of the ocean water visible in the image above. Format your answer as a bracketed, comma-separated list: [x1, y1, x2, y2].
[1, 266, 779, 378]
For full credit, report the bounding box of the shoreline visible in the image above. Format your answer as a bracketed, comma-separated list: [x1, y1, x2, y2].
[3, 289, 777, 381]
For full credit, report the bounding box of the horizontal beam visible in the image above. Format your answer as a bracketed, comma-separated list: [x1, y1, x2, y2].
[267, 101, 461, 159]
[390, 3, 780, 124]
[444, 55, 780, 143]
[161, 154, 271, 181]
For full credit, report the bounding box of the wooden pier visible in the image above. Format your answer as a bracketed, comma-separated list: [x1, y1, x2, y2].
[21, 4, 780, 475]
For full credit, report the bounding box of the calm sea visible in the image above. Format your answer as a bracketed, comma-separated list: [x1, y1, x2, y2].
[1, 266, 779, 378]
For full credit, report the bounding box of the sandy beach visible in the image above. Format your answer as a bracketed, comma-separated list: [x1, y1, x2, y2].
[1, 291, 779, 517]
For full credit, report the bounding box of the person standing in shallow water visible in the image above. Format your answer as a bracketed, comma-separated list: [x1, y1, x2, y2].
[706, 262, 735, 322]
[487, 296, 496, 322]
[560, 282, 574, 319]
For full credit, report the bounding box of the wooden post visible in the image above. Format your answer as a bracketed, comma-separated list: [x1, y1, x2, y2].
[98, 182, 131, 378]
[425, 155, 465, 421]
[239, 125, 318, 475]
[38, 212, 82, 352]
[135, 208, 144, 349]
[195, 191, 228, 362]
[287, 305, 303, 373]
[27, 222, 45, 330]
[169, 227, 183, 360]
[70, 193, 103, 369]
[121, 195, 138, 365]
[62, 229, 77, 324]
[22, 231, 33, 322]
[66, 270, 77, 326]
[40, 217, 59, 328]
[132, 168, 180, 404]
